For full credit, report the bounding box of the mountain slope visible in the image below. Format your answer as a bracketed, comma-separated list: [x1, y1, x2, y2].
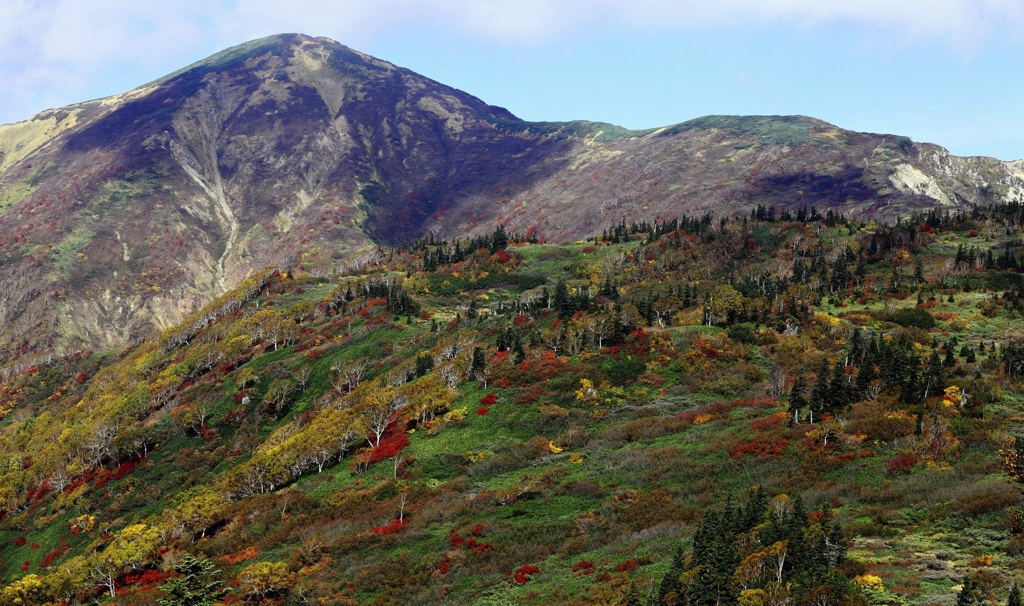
[1, 213, 1023, 604]
[0, 33, 1022, 362]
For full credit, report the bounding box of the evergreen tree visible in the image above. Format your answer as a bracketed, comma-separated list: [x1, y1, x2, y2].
[827, 360, 848, 412]
[924, 350, 945, 398]
[657, 547, 685, 605]
[553, 279, 571, 319]
[625, 579, 644, 606]
[158, 554, 229, 606]
[1008, 583, 1021, 606]
[470, 346, 487, 376]
[956, 575, 979, 606]
[788, 376, 808, 424]
[810, 359, 831, 418]
[944, 345, 957, 368]
[512, 337, 526, 365]
[855, 358, 876, 397]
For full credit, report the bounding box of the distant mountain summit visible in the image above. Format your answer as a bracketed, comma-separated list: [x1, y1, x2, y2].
[0, 33, 1022, 360]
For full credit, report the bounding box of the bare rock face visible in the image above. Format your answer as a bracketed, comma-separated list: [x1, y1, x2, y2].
[0, 34, 1020, 361]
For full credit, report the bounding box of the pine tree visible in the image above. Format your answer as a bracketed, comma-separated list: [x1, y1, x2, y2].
[788, 376, 808, 424]
[956, 575, 979, 606]
[827, 360, 848, 412]
[657, 547, 685, 605]
[470, 346, 487, 376]
[1008, 583, 1021, 606]
[810, 359, 831, 418]
[944, 345, 957, 368]
[158, 554, 229, 606]
[855, 359, 876, 398]
[553, 279, 571, 319]
[626, 579, 644, 606]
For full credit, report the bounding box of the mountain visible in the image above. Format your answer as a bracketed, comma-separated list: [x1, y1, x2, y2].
[1, 33, 1022, 362]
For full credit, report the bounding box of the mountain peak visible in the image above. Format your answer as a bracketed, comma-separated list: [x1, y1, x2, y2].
[0, 35, 1022, 361]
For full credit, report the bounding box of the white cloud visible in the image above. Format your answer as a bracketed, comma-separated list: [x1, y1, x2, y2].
[1, 0, 1022, 122]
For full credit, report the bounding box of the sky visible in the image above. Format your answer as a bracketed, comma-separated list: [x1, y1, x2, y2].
[1, 1, 1023, 160]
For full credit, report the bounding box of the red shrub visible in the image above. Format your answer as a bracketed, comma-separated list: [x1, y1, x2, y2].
[480, 393, 498, 405]
[614, 559, 639, 573]
[15, 536, 26, 546]
[20, 560, 30, 572]
[111, 459, 138, 481]
[438, 553, 452, 574]
[512, 564, 540, 584]
[117, 569, 172, 593]
[366, 433, 409, 464]
[886, 453, 917, 475]
[476, 407, 489, 415]
[462, 537, 493, 552]
[219, 546, 260, 565]
[514, 384, 546, 405]
[637, 373, 667, 387]
[728, 438, 789, 460]
[93, 468, 112, 490]
[30, 543, 39, 549]
[40, 544, 69, 567]
[371, 519, 408, 535]
[750, 413, 787, 432]
[573, 560, 596, 575]
[490, 250, 513, 264]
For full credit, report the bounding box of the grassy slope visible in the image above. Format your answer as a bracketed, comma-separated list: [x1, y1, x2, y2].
[0, 213, 1022, 604]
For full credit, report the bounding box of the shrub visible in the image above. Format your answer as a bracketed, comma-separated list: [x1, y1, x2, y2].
[886, 453, 917, 475]
[892, 307, 936, 329]
[727, 323, 759, 344]
[512, 564, 540, 584]
[371, 519, 408, 535]
[614, 559, 639, 573]
[955, 488, 1020, 516]
[238, 561, 294, 600]
[603, 358, 646, 385]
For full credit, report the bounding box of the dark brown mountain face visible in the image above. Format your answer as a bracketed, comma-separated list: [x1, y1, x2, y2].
[0, 34, 1021, 361]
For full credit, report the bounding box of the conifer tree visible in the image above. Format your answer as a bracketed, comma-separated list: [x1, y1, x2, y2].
[626, 580, 644, 606]
[827, 360, 848, 412]
[810, 359, 831, 418]
[657, 547, 685, 605]
[788, 375, 808, 424]
[470, 346, 487, 376]
[553, 279, 571, 319]
[158, 554, 228, 606]
[956, 575, 978, 606]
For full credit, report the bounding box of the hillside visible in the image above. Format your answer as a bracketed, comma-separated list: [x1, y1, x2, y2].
[2, 207, 1024, 604]
[1, 34, 1023, 364]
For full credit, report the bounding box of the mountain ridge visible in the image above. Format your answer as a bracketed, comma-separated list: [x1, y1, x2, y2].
[0, 33, 1022, 362]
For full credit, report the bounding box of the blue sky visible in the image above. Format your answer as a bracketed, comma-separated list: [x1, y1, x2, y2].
[2, 1, 1022, 159]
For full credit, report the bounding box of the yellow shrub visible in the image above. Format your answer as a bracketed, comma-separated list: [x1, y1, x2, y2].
[853, 574, 884, 591]
[694, 413, 714, 425]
